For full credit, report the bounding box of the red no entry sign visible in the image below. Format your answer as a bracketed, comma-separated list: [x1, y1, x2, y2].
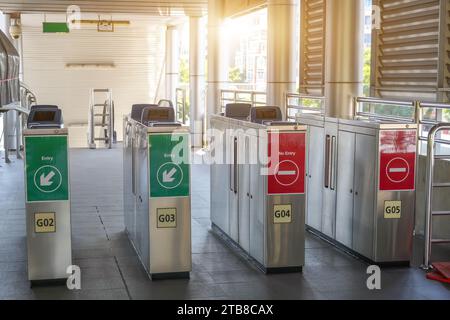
[268, 132, 306, 195]
[379, 130, 417, 191]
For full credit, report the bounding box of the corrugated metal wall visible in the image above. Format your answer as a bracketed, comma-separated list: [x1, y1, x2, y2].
[21, 14, 167, 146]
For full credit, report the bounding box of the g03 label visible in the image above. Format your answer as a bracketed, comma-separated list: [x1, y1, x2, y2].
[157, 208, 177, 228]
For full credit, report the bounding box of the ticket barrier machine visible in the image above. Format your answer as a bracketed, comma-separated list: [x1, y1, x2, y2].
[210, 106, 307, 273]
[123, 105, 191, 279]
[298, 114, 417, 265]
[24, 106, 72, 284]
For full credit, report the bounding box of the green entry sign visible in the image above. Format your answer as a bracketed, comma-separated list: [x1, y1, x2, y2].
[42, 22, 70, 33]
[25, 135, 69, 202]
[149, 133, 190, 198]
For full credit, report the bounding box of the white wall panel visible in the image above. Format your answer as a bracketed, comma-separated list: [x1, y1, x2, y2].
[21, 14, 168, 147]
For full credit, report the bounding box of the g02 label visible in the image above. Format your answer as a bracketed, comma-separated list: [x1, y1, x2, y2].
[273, 204, 292, 224]
[157, 208, 177, 228]
[384, 201, 402, 219]
[35, 212, 56, 233]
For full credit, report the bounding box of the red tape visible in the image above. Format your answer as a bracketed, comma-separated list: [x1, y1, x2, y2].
[0, 77, 19, 83]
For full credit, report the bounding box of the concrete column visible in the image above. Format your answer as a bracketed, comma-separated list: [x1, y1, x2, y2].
[207, 0, 226, 120]
[165, 25, 179, 104]
[324, 0, 364, 118]
[267, 0, 298, 119]
[189, 16, 206, 148]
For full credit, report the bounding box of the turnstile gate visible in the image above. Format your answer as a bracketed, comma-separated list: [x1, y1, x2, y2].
[24, 106, 72, 284]
[210, 108, 307, 273]
[299, 114, 418, 265]
[123, 105, 191, 279]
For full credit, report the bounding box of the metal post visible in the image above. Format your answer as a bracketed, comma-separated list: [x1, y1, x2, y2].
[15, 111, 21, 159]
[165, 25, 180, 104]
[423, 126, 436, 269]
[3, 111, 10, 163]
[189, 16, 206, 148]
[207, 0, 226, 120]
[423, 123, 450, 269]
[183, 89, 187, 124]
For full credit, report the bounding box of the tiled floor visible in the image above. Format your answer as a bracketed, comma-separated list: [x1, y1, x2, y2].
[0, 146, 449, 300]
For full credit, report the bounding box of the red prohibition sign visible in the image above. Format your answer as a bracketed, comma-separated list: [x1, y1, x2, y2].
[386, 157, 410, 184]
[274, 160, 300, 187]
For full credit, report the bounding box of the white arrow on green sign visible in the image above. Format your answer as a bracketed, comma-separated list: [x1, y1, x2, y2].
[149, 133, 190, 198]
[25, 136, 69, 202]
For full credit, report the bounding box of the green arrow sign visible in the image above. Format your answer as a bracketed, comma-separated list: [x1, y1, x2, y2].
[25, 135, 69, 202]
[149, 133, 190, 198]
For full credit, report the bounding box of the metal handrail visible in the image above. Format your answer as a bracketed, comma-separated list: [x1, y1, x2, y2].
[417, 102, 450, 147]
[423, 123, 450, 269]
[20, 82, 37, 110]
[353, 97, 417, 123]
[220, 89, 267, 111]
[1, 82, 37, 163]
[286, 93, 325, 120]
[176, 88, 188, 124]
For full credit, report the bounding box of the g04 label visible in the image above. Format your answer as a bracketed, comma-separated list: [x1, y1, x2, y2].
[273, 204, 292, 224]
[35, 212, 56, 233]
[157, 208, 177, 228]
[384, 201, 402, 219]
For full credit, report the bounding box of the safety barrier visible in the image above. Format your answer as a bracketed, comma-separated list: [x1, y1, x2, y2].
[417, 102, 450, 148]
[220, 92, 450, 153]
[220, 89, 266, 112]
[423, 123, 450, 269]
[353, 97, 450, 154]
[353, 96, 417, 123]
[285, 93, 325, 121]
[0, 82, 36, 163]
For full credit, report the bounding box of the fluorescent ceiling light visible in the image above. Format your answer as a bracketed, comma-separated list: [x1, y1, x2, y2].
[65, 63, 115, 70]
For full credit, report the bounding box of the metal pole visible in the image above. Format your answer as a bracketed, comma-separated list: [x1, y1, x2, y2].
[165, 25, 180, 104]
[15, 111, 21, 159]
[423, 123, 450, 269]
[3, 111, 10, 163]
[89, 90, 95, 149]
[183, 88, 186, 125]
[189, 16, 206, 148]
[108, 91, 113, 149]
[207, 0, 226, 120]
[423, 126, 436, 269]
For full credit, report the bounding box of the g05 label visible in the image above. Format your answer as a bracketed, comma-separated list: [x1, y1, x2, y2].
[157, 208, 177, 228]
[384, 201, 402, 219]
[273, 204, 292, 224]
[35, 212, 56, 233]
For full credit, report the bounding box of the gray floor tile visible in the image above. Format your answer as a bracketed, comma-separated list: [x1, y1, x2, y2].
[1, 147, 449, 300]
